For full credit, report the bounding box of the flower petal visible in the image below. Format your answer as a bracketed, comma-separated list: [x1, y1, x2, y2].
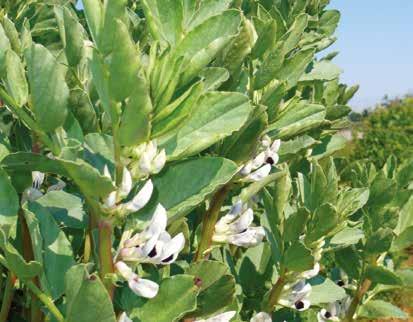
[115, 261, 134, 280]
[246, 164, 271, 182]
[250, 312, 272, 322]
[152, 149, 166, 174]
[118, 312, 133, 322]
[195, 311, 237, 322]
[128, 276, 159, 298]
[32, 171, 45, 189]
[119, 167, 133, 198]
[159, 232, 185, 264]
[125, 180, 153, 212]
[271, 139, 281, 152]
[228, 208, 254, 234]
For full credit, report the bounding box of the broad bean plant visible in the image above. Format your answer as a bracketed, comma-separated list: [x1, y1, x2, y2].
[0, 0, 412, 322]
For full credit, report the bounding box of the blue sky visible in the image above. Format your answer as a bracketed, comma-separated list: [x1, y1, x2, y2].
[328, 0, 413, 110]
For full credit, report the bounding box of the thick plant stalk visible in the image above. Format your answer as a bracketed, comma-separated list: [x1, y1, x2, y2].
[19, 210, 44, 322]
[0, 272, 16, 322]
[98, 219, 115, 298]
[344, 278, 372, 322]
[194, 185, 231, 261]
[265, 273, 287, 313]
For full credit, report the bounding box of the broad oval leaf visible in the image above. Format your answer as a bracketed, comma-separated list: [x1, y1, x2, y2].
[26, 44, 69, 132]
[159, 92, 252, 159]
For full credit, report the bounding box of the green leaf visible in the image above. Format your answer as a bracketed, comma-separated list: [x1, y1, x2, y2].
[183, 0, 232, 31]
[65, 266, 116, 322]
[252, 19, 277, 59]
[309, 278, 347, 305]
[0, 23, 11, 76]
[336, 188, 369, 218]
[397, 269, 413, 287]
[199, 67, 229, 91]
[133, 275, 199, 322]
[312, 134, 347, 160]
[0, 167, 19, 234]
[1, 17, 20, 54]
[277, 49, 315, 89]
[159, 92, 252, 159]
[4, 50, 28, 107]
[23, 200, 75, 299]
[119, 77, 152, 146]
[330, 227, 364, 246]
[185, 260, 235, 318]
[306, 203, 339, 243]
[358, 300, 408, 320]
[175, 10, 241, 86]
[1, 152, 115, 198]
[266, 102, 326, 139]
[395, 195, 413, 235]
[129, 157, 238, 226]
[254, 48, 284, 90]
[108, 19, 140, 102]
[334, 246, 362, 279]
[279, 13, 308, 55]
[82, 0, 103, 44]
[326, 105, 352, 121]
[392, 226, 413, 252]
[100, 0, 128, 55]
[284, 241, 314, 272]
[62, 7, 85, 66]
[26, 44, 69, 132]
[319, 10, 340, 36]
[365, 266, 403, 286]
[236, 242, 274, 297]
[365, 228, 394, 255]
[278, 135, 318, 159]
[34, 191, 87, 229]
[142, 0, 183, 46]
[0, 229, 42, 280]
[284, 208, 310, 242]
[300, 60, 342, 82]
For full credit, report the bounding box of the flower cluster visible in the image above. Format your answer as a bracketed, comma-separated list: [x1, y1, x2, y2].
[123, 140, 166, 179]
[119, 204, 185, 265]
[240, 136, 281, 182]
[212, 201, 265, 248]
[279, 280, 312, 311]
[115, 205, 185, 298]
[102, 166, 153, 216]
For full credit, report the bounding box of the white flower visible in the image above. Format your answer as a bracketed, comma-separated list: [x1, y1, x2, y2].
[115, 261, 159, 298]
[300, 262, 320, 279]
[279, 280, 312, 311]
[195, 311, 236, 322]
[240, 138, 281, 182]
[102, 165, 153, 215]
[120, 205, 185, 265]
[118, 312, 132, 322]
[251, 312, 272, 322]
[317, 297, 351, 322]
[21, 171, 66, 204]
[212, 201, 265, 248]
[126, 141, 166, 179]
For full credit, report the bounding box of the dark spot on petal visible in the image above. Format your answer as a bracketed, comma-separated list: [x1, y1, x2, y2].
[240, 228, 248, 233]
[325, 311, 332, 319]
[161, 254, 174, 263]
[148, 247, 157, 258]
[266, 157, 274, 165]
[89, 275, 97, 281]
[337, 280, 345, 287]
[295, 301, 305, 310]
[194, 277, 202, 288]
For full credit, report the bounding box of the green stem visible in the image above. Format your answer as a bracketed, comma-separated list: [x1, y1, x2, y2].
[265, 273, 287, 313]
[25, 281, 65, 322]
[194, 185, 231, 261]
[0, 272, 15, 322]
[248, 59, 255, 102]
[98, 219, 115, 298]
